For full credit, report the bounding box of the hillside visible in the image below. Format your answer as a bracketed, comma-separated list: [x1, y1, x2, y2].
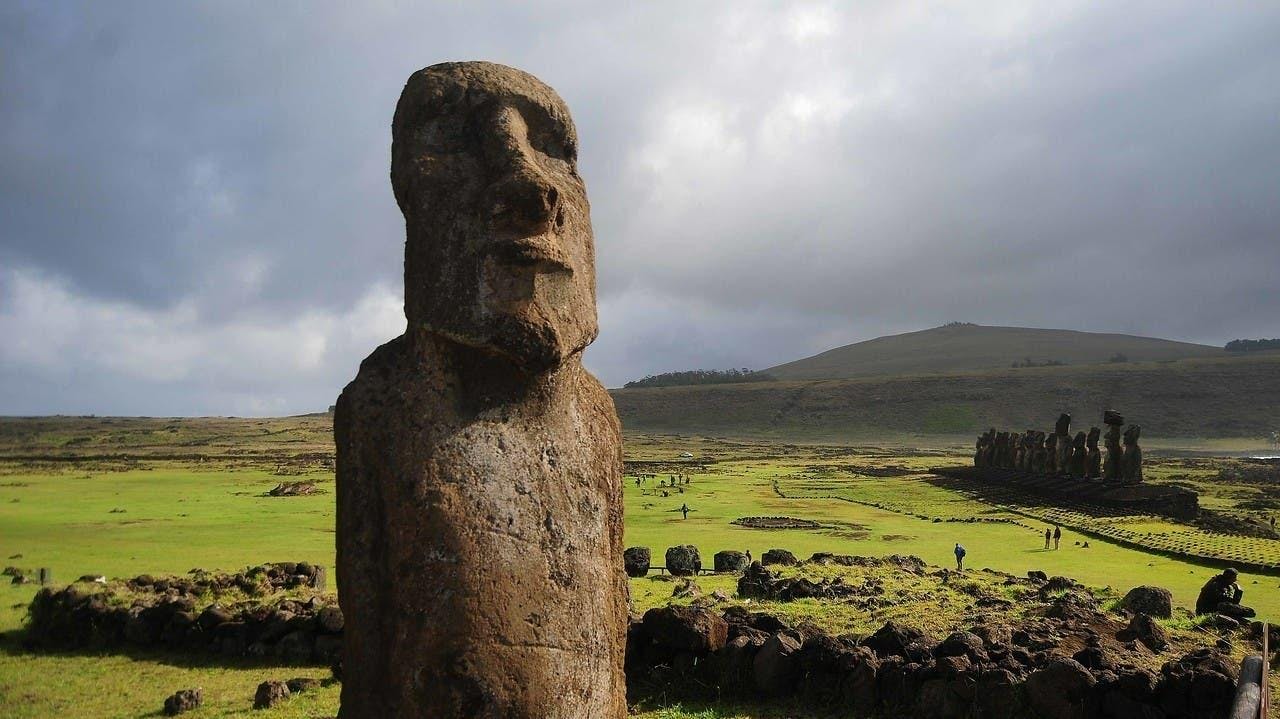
[612, 353, 1280, 441]
[765, 323, 1223, 381]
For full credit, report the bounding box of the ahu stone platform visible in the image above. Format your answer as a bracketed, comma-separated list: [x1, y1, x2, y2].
[932, 466, 1200, 520]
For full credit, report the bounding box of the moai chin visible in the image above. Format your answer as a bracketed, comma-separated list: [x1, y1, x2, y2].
[334, 62, 626, 718]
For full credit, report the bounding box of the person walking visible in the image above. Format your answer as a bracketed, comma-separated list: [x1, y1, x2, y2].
[681, 503, 689, 520]
[954, 543, 966, 571]
[1044, 528, 1051, 549]
[1053, 526, 1062, 550]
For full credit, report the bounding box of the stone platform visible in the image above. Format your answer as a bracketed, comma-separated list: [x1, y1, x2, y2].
[932, 466, 1200, 520]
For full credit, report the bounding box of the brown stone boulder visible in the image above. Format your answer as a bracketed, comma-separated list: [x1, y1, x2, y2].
[1125, 613, 1170, 652]
[163, 688, 202, 716]
[624, 547, 651, 577]
[713, 550, 749, 573]
[753, 632, 802, 696]
[1121, 586, 1173, 619]
[254, 680, 290, 709]
[665, 545, 701, 576]
[761, 548, 798, 566]
[1026, 657, 1096, 719]
[641, 606, 727, 654]
[334, 62, 626, 719]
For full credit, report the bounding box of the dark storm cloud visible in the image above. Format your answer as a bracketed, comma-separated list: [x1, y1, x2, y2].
[1, 2, 1278, 414]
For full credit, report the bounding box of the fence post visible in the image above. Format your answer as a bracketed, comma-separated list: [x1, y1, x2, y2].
[38, 567, 51, 585]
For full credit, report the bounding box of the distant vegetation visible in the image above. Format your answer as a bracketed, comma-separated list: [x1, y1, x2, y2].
[613, 353, 1280, 440]
[765, 324, 1220, 381]
[1010, 357, 1066, 368]
[622, 368, 776, 389]
[1226, 338, 1280, 353]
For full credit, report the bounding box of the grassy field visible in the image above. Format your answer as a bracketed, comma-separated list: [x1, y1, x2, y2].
[1, 420, 1278, 717]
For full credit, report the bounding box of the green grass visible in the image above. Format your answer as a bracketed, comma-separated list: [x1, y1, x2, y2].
[2, 426, 1279, 717]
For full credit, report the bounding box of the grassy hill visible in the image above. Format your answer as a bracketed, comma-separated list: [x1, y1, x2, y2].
[765, 323, 1223, 381]
[612, 352, 1280, 442]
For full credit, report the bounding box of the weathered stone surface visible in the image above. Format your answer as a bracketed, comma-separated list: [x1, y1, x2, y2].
[665, 545, 701, 576]
[761, 548, 797, 566]
[1121, 586, 1173, 619]
[713, 550, 749, 573]
[624, 546, 651, 577]
[1026, 657, 1096, 719]
[163, 688, 202, 716]
[1126, 613, 1170, 652]
[253, 680, 290, 710]
[753, 632, 802, 696]
[641, 606, 727, 654]
[335, 61, 625, 719]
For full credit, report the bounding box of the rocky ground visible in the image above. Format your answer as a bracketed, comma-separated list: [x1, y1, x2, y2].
[626, 554, 1270, 718]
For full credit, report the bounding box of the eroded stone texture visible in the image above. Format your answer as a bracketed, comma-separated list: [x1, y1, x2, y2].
[335, 61, 625, 719]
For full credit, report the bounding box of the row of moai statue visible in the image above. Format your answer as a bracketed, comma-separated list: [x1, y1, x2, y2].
[974, 410, 1142, 482]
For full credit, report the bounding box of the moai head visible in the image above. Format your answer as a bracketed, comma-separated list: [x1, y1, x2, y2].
[1086, 426, 1100, 449]
[391, 62, 597, 372]
[1055, 413, 1072, 436]
[1073, 431, 1087, 449]
[1046, 433, 1057, 451]
[1123, 425, 1141, 446]
[1103, 409, 1125, 427]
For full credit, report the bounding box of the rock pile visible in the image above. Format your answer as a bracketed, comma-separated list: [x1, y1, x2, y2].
[26, 567, 340, 664]
[626, 606, 1240, 719]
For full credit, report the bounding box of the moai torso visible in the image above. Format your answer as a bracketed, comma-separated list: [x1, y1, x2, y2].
[1068, 431, 1087, 477]
[1103, 424, 1123, 480]
[1121, 425, 1143, 483]
[1085, 427, 1102, 478]
[335, 62, 626, 719]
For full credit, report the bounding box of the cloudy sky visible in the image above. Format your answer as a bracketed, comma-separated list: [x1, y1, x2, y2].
[2, 2, 1278, 416]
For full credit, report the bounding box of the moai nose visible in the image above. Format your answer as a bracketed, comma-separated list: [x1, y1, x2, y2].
[492, 164, 561, 234]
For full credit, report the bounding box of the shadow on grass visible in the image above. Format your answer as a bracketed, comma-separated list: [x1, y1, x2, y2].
[0, 626, 333, 673]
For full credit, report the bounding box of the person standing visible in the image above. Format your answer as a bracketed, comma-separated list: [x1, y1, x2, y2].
[1044, 529, 1051, 549]
[1053, 526, 1062, 550]
[954, 543, 966, 571]
[681, 503, 689, 520]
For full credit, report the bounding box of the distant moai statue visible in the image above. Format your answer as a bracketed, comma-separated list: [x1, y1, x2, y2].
[334, 62, 626, 718]
[1068, 431, 1087, 477]
[1045, 433, 1058, 474]
[1102, 410, 1125, 480]
[974, 431, 988, 467]
[1053, 413, 1072, 475]
[1122, 425, 1144, 483]
[985, 428, 998, 467]
[1085, 427, 1102, 478]
[1032, 431, 1048, 474]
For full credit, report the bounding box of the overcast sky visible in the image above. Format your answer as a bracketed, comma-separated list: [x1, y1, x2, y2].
[2, 1, 1279, 416]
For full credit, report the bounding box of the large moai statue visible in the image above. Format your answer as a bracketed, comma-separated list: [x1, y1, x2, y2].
[1053, 413, 1072, 476]
[1068, 431, 1087, 477]
[1085, 426, 1102, 478]
[1032, 431, 1048, 474]
[1045, 432, 1058, 474]
[334, 62, 626, 718]
[1122, 425, 1144, 483]
[1102, 410, 1125, 480]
